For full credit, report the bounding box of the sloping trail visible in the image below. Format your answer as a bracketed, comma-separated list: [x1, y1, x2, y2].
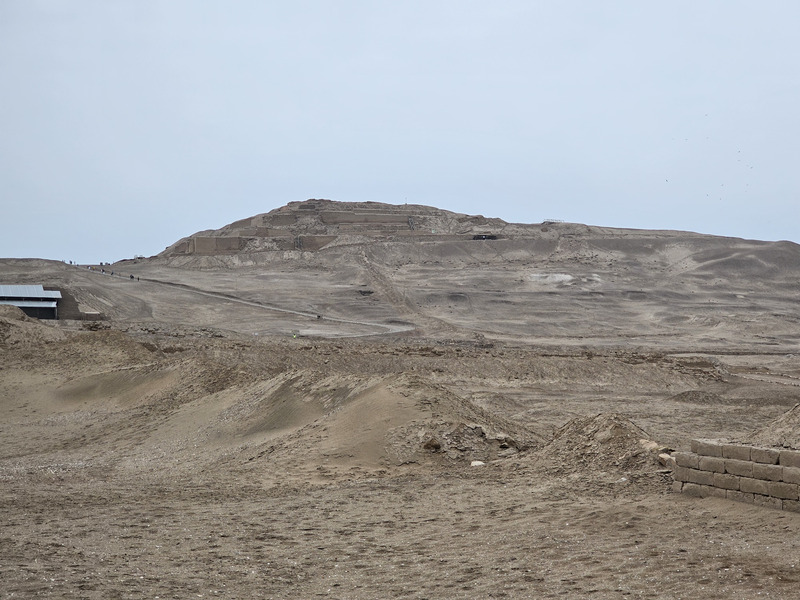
[137, 276, 415, 338]
[737, 373, 800, 387]
[361, 249, 460, 337]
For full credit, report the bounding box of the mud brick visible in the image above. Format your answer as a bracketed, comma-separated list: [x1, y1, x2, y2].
[673, 465, 690, 483]
[687, 468, 715, 487]
[751, 446, 780, 465]
[671, 480, 684, 493]
[753, 495, 782, 510]
[724, 458, 753, 478]
[691, 439, 724, 458]
[740, 477, 770, 496]
[727, 490, 754, 504]
[682, 483, 714, 498]
[752, 463, 783, 482]
[767, 482, 799, 501]
[698, 456, 725, 473]
[782, 499, 800, 513]
[779, 449, 800, 469]
[681, 482, 702, 497]
[782, 467, 800, 485]
[722, 444, 751, 461]
[674, 451, 700, 469]
[713, 472, 740, 490]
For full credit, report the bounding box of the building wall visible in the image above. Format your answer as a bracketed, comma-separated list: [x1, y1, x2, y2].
[672, 439, 800, 512]
[320, 211, 411, 225]
[192, 237, 243, 254]
[18, 305, 57, 320]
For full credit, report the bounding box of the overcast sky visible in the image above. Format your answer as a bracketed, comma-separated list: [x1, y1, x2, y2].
[2, 1, 799, 264]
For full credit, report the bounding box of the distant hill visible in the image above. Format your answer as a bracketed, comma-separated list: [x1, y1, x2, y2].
[141, 199, 800, 347]
[155, 199, 799, 281]
[159, 198, 517, 258]
[5, 199, 799, 348]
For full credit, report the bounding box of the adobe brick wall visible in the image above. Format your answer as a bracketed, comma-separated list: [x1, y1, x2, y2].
[672, 439, 800, 512]
[320, 211, 411, 225]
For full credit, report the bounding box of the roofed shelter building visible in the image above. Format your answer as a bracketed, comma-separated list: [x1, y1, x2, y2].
[0, 285, 62, 320]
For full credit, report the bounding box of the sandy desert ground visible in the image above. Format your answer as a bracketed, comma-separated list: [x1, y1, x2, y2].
[2, 201, 800, 598]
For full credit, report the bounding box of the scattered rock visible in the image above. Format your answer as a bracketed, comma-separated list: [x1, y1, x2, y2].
[422, 437, 442, 452]
[535, 413, 663, 474]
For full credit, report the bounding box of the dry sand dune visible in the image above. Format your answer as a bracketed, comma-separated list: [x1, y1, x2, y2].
[2, 200, 800, 598]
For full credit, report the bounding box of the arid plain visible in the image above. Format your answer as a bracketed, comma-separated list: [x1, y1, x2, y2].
[2, 200, 800, 598]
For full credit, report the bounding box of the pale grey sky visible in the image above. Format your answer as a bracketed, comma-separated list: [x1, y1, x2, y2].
[2, 1, 799, 264]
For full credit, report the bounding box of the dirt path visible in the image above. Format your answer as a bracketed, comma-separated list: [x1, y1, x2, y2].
[133, 274, 416, 337]
[361, 249, 459, 337]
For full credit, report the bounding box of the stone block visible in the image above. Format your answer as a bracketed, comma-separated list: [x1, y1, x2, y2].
[671, 480, 683, 493]
[740, 477, 770, 496]
[753, 463, 783, 482]
[753, 494, 783, 510]
[673, 466, 690, 483]
[767, 481, 799, 501]
[713, 472, 740, 490]
[687, 468, 715, 486]
[782, 466, 800, 485]
[782, 499, 800, 513]
[724, 458, 753, 478]
[692, 439, 724, 457]
[751, 446, 780, 464]
[682, 483, 713, 498]
[707, 486, 727, 498]
[659, 453, 677, 469]
[674, 452, 700, 469]
[727, 490, 754, 504]
[779, 449, 800, 468]
[698, 456, 725, 473]
[722, 444, 751, 461]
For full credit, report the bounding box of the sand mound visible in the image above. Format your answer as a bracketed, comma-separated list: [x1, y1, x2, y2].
[379, 374, 545, 466]
[0, 305, 30, 321]
[536, 413, 663, 474]
[0, 307, 66, 347]
[42, 366, 547, 478]
[747, 403, 800, 449]
[215, 372, 546, 476]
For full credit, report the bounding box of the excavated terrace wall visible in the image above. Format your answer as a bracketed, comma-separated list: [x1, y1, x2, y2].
[169, 237, 244, 255]
[673, 439, 800, 512]
[320, 211, 412, 225]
